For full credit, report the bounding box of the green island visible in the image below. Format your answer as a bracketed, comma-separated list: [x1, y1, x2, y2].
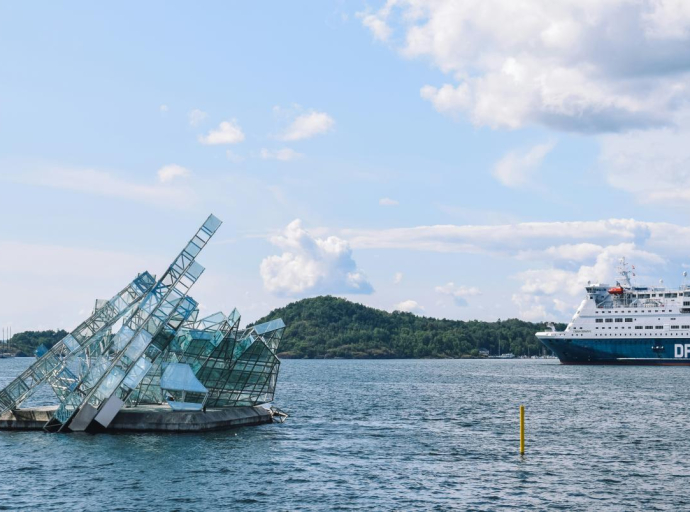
[4, 296, 564, 359]
[252, 296, 563, 358]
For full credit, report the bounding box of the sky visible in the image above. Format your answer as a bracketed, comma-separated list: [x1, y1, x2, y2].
[3, 1, 690, 332]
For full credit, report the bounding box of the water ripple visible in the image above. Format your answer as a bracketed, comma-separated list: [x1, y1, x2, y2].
[2, 358, 690, 510]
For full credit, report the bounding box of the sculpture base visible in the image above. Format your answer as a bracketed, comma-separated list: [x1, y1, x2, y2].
[0, 405, 274, 432]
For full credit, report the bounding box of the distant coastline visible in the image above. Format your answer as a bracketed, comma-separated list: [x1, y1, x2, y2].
[7, 296, 563, 360]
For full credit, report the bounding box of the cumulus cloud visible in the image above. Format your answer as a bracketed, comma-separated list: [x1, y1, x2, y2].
[157, 164, 190, 183]
[281, 111, 335, 141]
[393, 272, 403, 284]
[511, 242, 665, 320]
[260, 219, 373, 296]
[361, 0, 690, 133]
[493, 142, 555, 187]
[336, 217, 690, 320]
[188, 109, 208, 127]
[260, 148, 304, 161]
[159, 104, 169, 113]
[198, 120, 245, 145]
[435, 282, 481, 307]
[379, 197, 399, 206]
[394, 299, 424, 314]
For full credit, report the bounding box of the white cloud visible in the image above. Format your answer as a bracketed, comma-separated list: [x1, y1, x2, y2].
[281, 111, 335, 141]
[198, 120, 245, 145]
[9, 166, 195, 208]
[225, 150, 244, 163]
[342, 219, 657, 254]
[360, 13, 392, 41]
[188, 109, 208, 127]
[159, 104, 169, 113]
[511, 242, 665, 320]
[260, 219, 373, 296]
[394, 299, 425, 314]
[600, 113, 690, 205]
[393, 272, 403, 284]
[260, 148, 304, 161]
[643, 0, 690, 39]
[362, 0, 690, 133]
[435, 282, 481, 307]
[516, 243, 605, 264]
[379, 197, 399, 206]
[157, 164, 191, 183]
[510, 293, 549, 322]
[493, 142, 555, 187]
[516, 243, 664, 296]
[336, 217, 690, 320]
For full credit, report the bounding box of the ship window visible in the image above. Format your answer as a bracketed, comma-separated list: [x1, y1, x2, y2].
[605, 318, 613, 323]
[683, 325, 690, 329]
[645, 326, 653, 329]
[625, 318, 633, 322]
[655, 326, 663, 329]
[615, 318, 623, 323]
[671, 318, 676, 320]
[595, 319, 603, 323]
[635, 326, 643, 329]
[672, 325, 679, 329]
[684, 302, 690, 306]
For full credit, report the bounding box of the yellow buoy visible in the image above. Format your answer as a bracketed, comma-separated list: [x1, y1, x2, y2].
[520, 405, 525, 455]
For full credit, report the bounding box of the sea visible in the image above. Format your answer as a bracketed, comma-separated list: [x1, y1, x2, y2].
[1, 357, 689, 511]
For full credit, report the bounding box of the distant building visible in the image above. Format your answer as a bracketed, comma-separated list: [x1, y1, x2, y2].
[479, 348, 490, 357]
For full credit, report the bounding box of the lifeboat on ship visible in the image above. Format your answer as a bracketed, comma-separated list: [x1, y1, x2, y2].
[608, 286, 624, 295]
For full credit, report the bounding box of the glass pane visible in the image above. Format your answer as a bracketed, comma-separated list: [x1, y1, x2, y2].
[202, 214, 222, 233]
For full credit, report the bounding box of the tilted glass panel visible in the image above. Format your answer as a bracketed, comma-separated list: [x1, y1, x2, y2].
[202, 214, 222, 233]
[123, 357, 152, 390]
[253, 319, 285, 335]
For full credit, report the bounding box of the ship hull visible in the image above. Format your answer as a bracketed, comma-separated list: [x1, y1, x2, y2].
[537, 336, 690, 365]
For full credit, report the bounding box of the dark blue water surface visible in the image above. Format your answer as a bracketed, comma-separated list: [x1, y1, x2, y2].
[1, 358, 690, 511]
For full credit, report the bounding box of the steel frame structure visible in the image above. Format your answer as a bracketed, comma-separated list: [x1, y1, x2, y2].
[0, 213, 287, 433]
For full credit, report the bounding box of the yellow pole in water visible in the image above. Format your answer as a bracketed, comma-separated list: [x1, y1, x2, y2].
[519, 405, 525, 455]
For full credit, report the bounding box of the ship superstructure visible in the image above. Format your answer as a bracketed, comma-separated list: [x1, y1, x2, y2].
[537, 258, 690, 365]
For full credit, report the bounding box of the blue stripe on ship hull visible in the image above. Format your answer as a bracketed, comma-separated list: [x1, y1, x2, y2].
[538, 337, 690, 365]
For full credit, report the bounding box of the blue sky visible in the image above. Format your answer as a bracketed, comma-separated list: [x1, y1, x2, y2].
[3, 1, 690, 331]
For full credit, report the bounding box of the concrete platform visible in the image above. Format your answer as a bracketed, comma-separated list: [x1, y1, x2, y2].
[0, 405, 274, 432]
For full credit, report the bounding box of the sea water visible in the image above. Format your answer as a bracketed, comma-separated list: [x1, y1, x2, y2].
[1, 358, 689, 510]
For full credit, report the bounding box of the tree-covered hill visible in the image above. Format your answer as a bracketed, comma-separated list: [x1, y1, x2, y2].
[252, 296, 564, 359]
[5, 297, 564, 359]
[4, 330, 68, 357]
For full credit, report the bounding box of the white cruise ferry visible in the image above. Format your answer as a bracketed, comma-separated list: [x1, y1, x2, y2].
[536, 259, 690, 365]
